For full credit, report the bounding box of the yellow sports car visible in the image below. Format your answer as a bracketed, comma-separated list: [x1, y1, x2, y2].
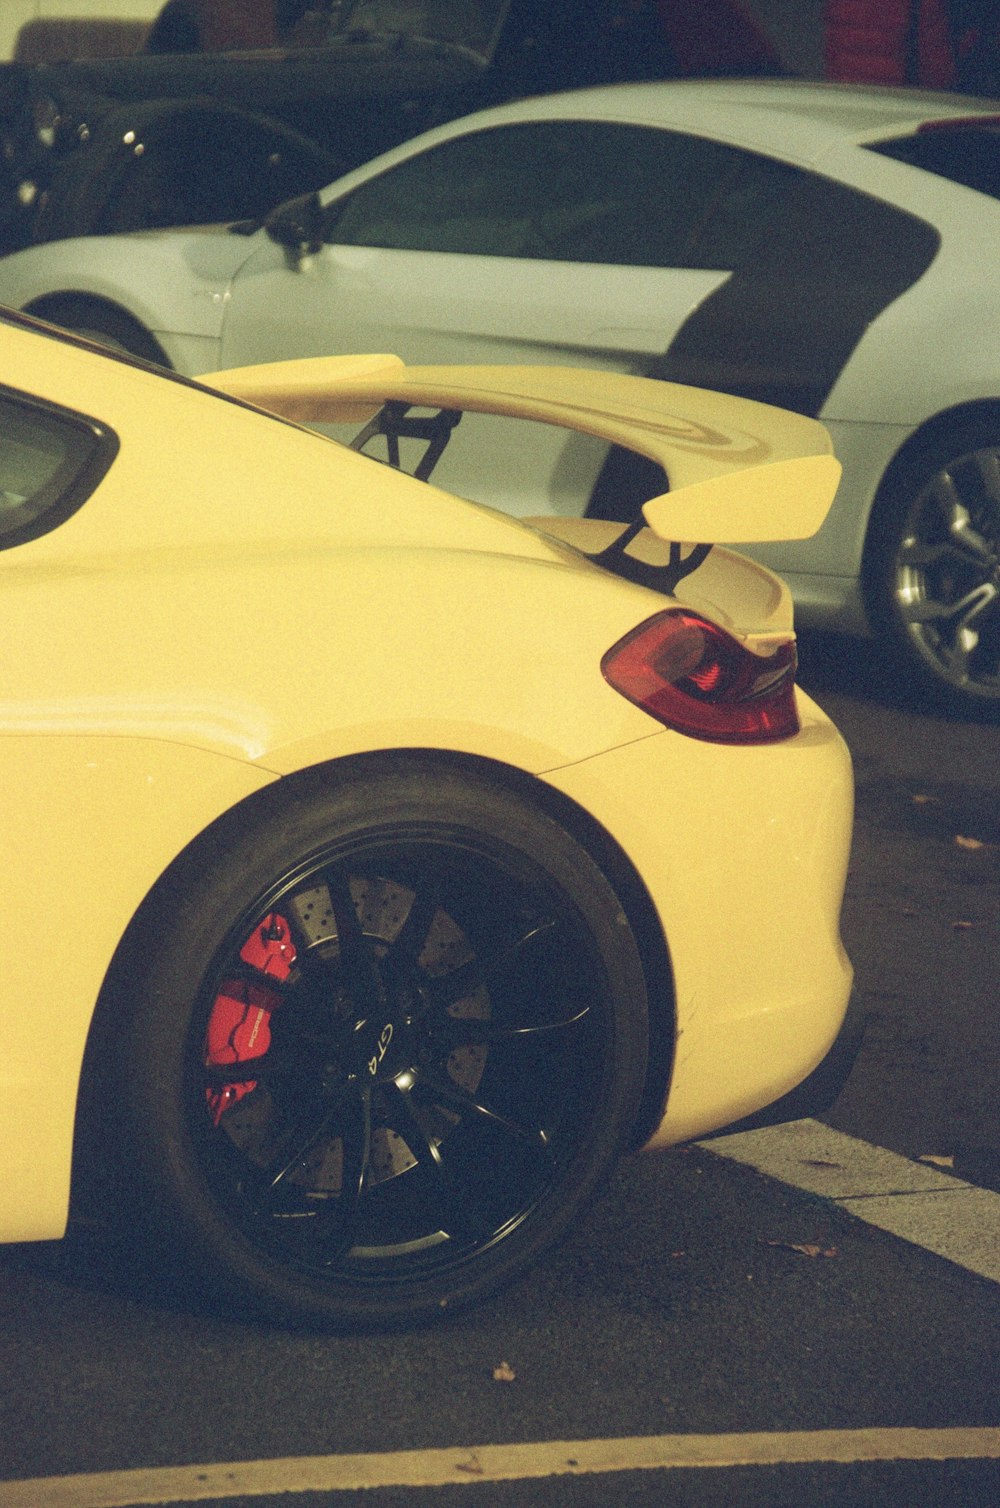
[0, 309, 858, 1328]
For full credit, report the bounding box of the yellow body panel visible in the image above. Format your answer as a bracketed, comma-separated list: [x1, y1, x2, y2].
[548, 692, 854, 1144]
[0, 738, 273, 1240]
[0, 319, 854, 1243]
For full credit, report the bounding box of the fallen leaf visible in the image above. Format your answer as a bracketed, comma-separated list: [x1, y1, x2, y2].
[918, 1154, 955, 1168]
[765, 1240, 838, 1258]
[955, 835, 985, 850]
[493, 1361, 516, 1383]
[952, 919, 974, 930]
[912, 793, 938, 805]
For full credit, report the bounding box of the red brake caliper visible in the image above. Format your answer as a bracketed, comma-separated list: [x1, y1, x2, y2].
[205, 912, 296, 1125]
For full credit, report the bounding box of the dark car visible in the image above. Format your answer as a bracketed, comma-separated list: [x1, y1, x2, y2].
[0, 0, 784, 255]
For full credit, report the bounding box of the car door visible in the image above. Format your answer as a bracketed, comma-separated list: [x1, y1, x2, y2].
[220, 119, 766, 516]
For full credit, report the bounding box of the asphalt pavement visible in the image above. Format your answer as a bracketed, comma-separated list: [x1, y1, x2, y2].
[1, 631, 998, 1508]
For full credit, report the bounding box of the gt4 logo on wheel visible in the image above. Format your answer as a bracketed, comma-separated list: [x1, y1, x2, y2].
[369, 1023, 393, 1076]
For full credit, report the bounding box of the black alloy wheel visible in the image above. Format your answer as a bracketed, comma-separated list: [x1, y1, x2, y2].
[93, 762, 650, 1328]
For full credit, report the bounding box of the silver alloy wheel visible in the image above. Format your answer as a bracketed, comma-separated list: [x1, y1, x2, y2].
[892, 444, 1000, 703]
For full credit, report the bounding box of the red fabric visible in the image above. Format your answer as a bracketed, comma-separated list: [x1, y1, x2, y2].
[823, 0, 956, 87]
[656, 0, 783, 75]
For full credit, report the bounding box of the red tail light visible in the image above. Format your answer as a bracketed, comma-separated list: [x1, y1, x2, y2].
[601, 610, 799, 744]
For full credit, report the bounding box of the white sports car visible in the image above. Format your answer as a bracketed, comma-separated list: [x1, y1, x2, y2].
[2, 78, 999, 713]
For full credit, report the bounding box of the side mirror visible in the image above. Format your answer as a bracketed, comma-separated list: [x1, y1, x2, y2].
[264, 191, 325, 256]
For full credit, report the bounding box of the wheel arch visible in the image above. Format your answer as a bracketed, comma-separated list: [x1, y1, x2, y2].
[22, 292, 172, 367]
[433, 750, 678, 1150]
[71, 746, 676, 1221]
[861, 396, 1000, 626]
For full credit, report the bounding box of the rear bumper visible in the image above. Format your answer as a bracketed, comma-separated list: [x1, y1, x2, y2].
[544, 686, 855, 1149]
[697, 986, 866, 1140]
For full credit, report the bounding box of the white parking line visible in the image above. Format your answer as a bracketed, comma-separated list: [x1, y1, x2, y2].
[2, 1428, 1000, 1507]
[701, 1118, 1000, 1284]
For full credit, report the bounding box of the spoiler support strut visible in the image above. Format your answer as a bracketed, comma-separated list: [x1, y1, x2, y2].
[349, 401, 463, 483]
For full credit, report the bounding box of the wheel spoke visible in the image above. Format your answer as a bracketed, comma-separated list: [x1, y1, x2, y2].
[227, 958, 296, 994]
[904, 580, 998, 629]
[264, 1120, 333, 1193]
[413, 1063, 552, 1155]
[426, 1001, 591, 1052]
[204, 1058, 265, 1089]
[925, 470, 966, 534]
[325, 870, 366, 957]
[906, 582, 1000, 685]
[325, 870, 384, 1011]
[903, 471, 996, 571]
[945, 510, 995, 567]
[380, 1079, 442, 1168]
[379, 1080, 478, 1240]
[309, 1080, 372, 1259]
[261, 1080, 355, 1193]
[383, 883, 443, 984]
[340, 1081, 373, 1206]
[899, 536, 979, 572]
[202, 1040, 321, 1088]
[427, 917, 559, 1008]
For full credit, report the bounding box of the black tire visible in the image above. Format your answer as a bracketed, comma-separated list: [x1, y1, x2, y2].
[866, 418, 1000, 716]
[27, 297, 170, 366]
[90, 760, 649, 1329]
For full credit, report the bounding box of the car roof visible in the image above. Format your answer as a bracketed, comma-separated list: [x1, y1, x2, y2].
[418, 78, 1000, 170]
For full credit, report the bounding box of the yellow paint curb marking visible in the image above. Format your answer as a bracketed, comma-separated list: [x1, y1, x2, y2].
[2, 1429, 1000, 1507]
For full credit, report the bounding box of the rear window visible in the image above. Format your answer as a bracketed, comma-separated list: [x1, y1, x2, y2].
[870, 125, 1000, 202]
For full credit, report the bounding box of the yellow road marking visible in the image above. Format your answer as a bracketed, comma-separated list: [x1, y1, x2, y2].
[2, 1429, 1000, 1507]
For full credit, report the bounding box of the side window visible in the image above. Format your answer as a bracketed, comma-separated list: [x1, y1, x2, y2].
[327, 126, 563, 256]
[870, 128, 1000, 203]
[91, 106, 339, 235]
[326, 122, 786, 269]
[0, 390, 116, 548]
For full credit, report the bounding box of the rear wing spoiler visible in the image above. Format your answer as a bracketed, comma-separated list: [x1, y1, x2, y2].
[200, 354, 841, 547]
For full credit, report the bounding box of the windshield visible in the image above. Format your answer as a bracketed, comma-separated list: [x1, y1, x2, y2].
[325, 1, 509, 58]
[0, 1, 511, 66]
